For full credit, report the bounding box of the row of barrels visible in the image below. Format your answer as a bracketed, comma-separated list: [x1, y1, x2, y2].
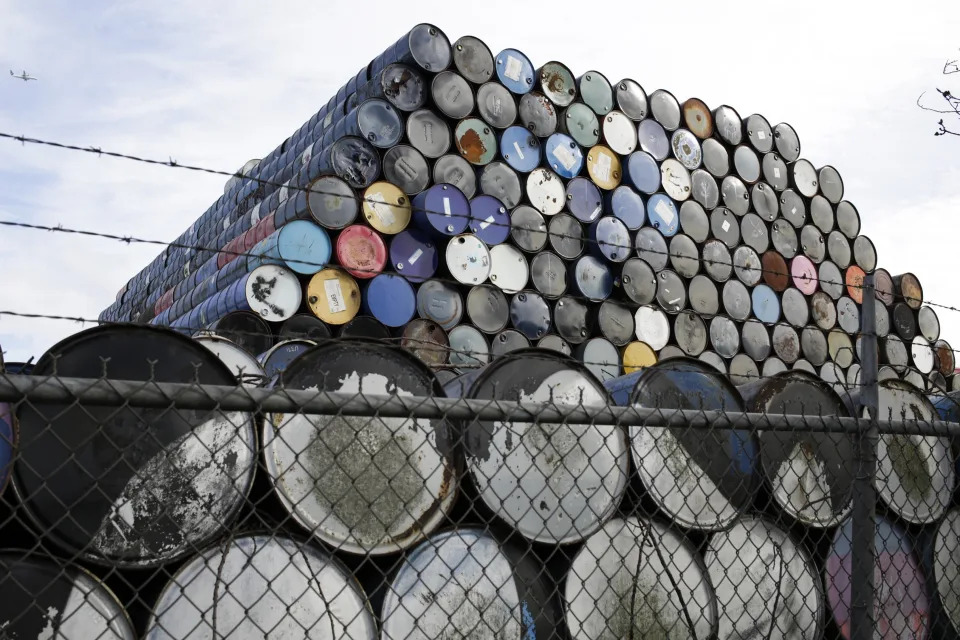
[3, 324, 960, 638]
[93, 23, 956, 398]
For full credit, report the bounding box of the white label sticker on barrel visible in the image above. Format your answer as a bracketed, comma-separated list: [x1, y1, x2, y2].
[513, 141, 525, 160]
[408, 248, 423, 265]
[594, 153, 612, 181]
[590, 205, 602, 221]
[368, 192, 396, 226]
[774, 167, 781, 179]
[552, 143, 577, 171]
[324, 279, 347, 313]
[480, 215, 496, 230]
[722, 220, 731, 232]
[655, 199, 675, 225]
[757, 130, 766, 140]
[250, 202, 261, 225]
[504, 55, 523, 82]
[443, 197, 452, 216]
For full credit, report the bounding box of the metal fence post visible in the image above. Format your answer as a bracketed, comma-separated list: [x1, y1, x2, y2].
[850, 272, 879, 640]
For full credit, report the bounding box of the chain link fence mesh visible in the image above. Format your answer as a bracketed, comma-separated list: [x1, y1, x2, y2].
[0, 348, 957, 640]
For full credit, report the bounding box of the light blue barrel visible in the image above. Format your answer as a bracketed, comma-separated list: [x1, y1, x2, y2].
[247, 219, 332, 274]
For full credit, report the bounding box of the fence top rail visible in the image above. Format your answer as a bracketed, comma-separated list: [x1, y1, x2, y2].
[0, 373, 954, 436]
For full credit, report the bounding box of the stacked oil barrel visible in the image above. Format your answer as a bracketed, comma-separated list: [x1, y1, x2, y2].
[95, 23, 957, 394]
[6, 326, 960, 639]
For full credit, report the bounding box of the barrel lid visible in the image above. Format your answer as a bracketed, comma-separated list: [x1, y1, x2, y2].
[527, 251, 567, 300]
[689, 274, 720, 316]
[362, 181, 411, 234]
[780, 288, 808, 328]
[771, 324, 800, 363]
[918, 306, 940, 342]
[714, 104, 743, 145]
[363, 273, 416, 327]
[194, 334, 268, 386]
[655, 268, 685, 313]
[448, 324, 489, 366]
[538, 333, 572, 355]
[596, 300, 634, 347]
[615, 78, 647, 120]
[649, 89, 681, 130]
[678, 200, 708, 242]
[644, 194, 678, 236]
[382, 145, 430, 196]
[701, 137, 730, 178]
[401, 318, 450, 366]
[827, 230, 851, 268]
[770, 218, 798, 258]
[707, 517, 823, 638]
[625, 150, 661, 194]
[307, 268, 361, 325]
[413, 182, 470, 236]
[566, 176, 604, 223]
[682, 97, 713, 139]
[0, 551, 136, 639]
[911, 336, 936, 374]
[476, 81, 517, 129]
[741, 212, 770, 253]
[488, 244, 529, 294]
[15, 325, 256, 566]
[635, 226, 668, 270]
[406, 109, 451, 158]
[609, 185, 646, 231]
[836, 200, 861, 239]
[591, 215, 632, 262]
[356, 98, 403, 148]
[328, 136, 382, 188]
[787, 255, 816, 295]
[760, 251, 788, 291]
[466, 284, 509, 334]
[509, 290, 551, 341]
[790, 158, 818, 197]
[280, 313, 332, 341]
[777, 189, 805, 229]
[702, 239, 733, 283]
[518, 92, 557, 139]
[306, 175, 358, 230]
[733, 145, 761, 183]
[721, 176, 749, 215]
[668, 233, 699, 278]
[721, 279, 750, 321]
[603, 110, 638, 156]
[578, 70, 614, 115]
[452, 35, 494, 83]
[741, 319, 771, 361]
[752, 181, 779, 220]
[638, 118, 669, 161]
[454, 117, 498, 166]
[690, 169, 719, 210]
[562, 102, 600, 147]
[634, 305, 670, 350]
[873, 267, 895, 306]
[553, 297, 594, 344]
[660, 159, 692, 202]
[761, 153, 789, 191]
[431, 71, 474, 120]
[263, 340, 459, 554]
[817, 165, 844, 203]
[416, 279, 463, 330]
[586, 144, 622, 190]
[494, 47, 536, 95]
[620, 257, 658, 305]
[576, 336, 620, 382]
[835, 295, 859, 334]
[245, 265, 301, 322]
[773, 122, 801, 161]
[544, 132, 584, 179]
[538, 61, 577, 107]
[622, 341, 657, 373]
[466, 194, 509, 246]
[895, 272, 924, 309]
[809, 196, 834, 235]
[464, 349, 626, 543]
[710, 316, 740, 358]
[390, 227, 438, 283]
[510, 204, 548, 252]
[710, 207, 740, 249]
[672, 311, 706, 356]
[336, 224, 387, 279]
[828, 329, 855, 368]
[526, 167, 565, 214]
[816, 260, 843, 301]
[209, 310, 273, 356]
[258, 338, 318, 379]
[445, 234, 491, 284]
[548, 212, 584, 259]
[433, 153, 477, 197]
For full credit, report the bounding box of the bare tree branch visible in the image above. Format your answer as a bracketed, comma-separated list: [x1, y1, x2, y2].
[918, 53, 960, 136]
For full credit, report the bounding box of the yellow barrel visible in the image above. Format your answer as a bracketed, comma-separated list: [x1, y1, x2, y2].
[586, 144, 622, 190]
[306, 268, 361, 325]
[362, 181, 411, 235]
[622, 341, 658, 374]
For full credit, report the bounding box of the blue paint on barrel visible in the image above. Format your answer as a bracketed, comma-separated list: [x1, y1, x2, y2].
[468, 195, 510, 246]
[932, 390, 960, 422]
[389, 228, 438, 283]
[588, 216, 631, 263]
[646, 193, 679, 236]
[495, 48, 536, 95]
[500, 126, 541, 173]
[626, 151, 661, 194]
[258, 339, 317, 381]
[751, 284, 780, 324]
[603, 357, 758, 531]
[566, 177, 603, 223]
[247, 220, 332, 275]
[412, 183, 470, 237]
[363, 274, 416, 328]
[570, 255, 613, 302]
[606, 186, 646, 231]
[544, 133, 583, 179]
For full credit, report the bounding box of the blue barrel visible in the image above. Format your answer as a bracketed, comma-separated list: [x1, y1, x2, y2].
[544, 132, 584, 179]
[412, 183, 470, 236]
[417, 279, 463, 330]
[467, 194, 510, 246]
[363, 274, 416, 327]
[499, 125, 541, 172]
[385, 24, 451, 73]
[751, 283, 781, 323]
[310, 136, 381, 189]
[341, 98, 404, 149]
[355, 63, 426, 113]
[389, 228, 438, 283]
[826, 515, 930, 639]
[247, 220, 332, 275]
[588, 216, 630, 263]
[570, 255, 613, 301]
[566, 176, 603, 223]
[257, 339, 317, 381]
[494, 48, 535, 94]
[603, 357, 758, 531]
[646, 193, 679, 236]
[606, 185, 646, 230]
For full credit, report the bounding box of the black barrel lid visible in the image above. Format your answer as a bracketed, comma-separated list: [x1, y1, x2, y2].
[339, 315, 391, 340]
[548, 212, 584, 259]
[538, 333, 572, 355]
[279, 313, 333, 341]
[554, 296, 594, 345]
[210, 310, 274, 356]
[669, 233, 700, 278]
[892, 302, 917, 341]
[619, 258, 657, 305]
[15, 325, 257, 567]
[509, 290, 551, 341]
[401, 318, 450, 367]
[655, 269, 687, 314]
[383, 145, 430, 195]
[511, 205, 548, 252]
[491, 328, 530, 358]
[530, 251, 569, 299]
[635, 227, 669, 271]
[452, 35, 495, 84]
[674, 311, 707, 356]
[466, 284, 510, 334]
[598, 300, 635, 346]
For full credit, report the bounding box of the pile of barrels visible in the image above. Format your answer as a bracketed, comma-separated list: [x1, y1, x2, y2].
[95, 23, 957, 394]
[4, 325, 960, 639]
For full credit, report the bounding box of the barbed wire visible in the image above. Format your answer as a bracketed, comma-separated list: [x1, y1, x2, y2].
[0, 131, 937, 312]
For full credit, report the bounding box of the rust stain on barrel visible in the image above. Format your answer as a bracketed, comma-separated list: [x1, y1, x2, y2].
[543, 70, 566, 94]
[458, 128, 486, 164]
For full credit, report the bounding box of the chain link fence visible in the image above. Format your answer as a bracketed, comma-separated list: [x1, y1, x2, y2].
[0, 338, 958, 640]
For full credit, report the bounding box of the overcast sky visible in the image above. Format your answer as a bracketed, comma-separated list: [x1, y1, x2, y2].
[1, 0, 958, 363]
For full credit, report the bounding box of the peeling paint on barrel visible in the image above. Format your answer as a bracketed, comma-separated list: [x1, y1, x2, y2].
[265, 369, 457, 554]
